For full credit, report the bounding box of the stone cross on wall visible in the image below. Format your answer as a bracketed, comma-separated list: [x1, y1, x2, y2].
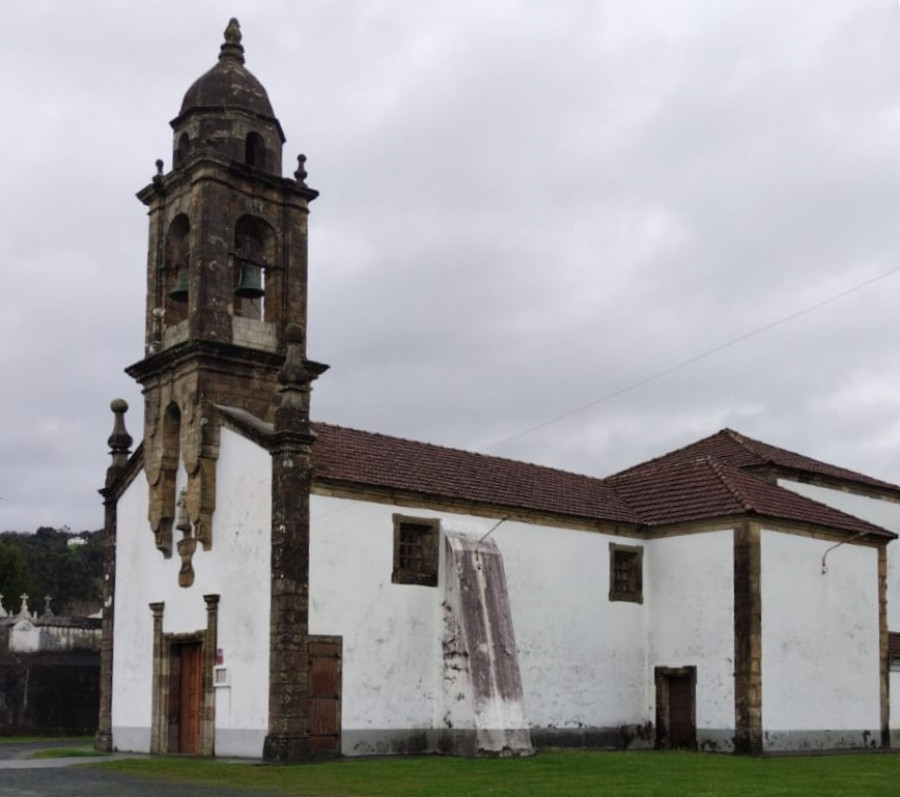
[18, 594, 31, 620]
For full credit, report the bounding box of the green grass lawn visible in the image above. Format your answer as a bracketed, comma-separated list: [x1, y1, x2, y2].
[0, 735, 94, 744]
[97, 749, 900, 797]
[32, 746, 107, 759]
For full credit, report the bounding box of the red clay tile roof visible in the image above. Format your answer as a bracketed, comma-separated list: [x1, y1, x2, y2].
[606, 454, 892, 537]
[609, 428, 900, 497]
[311, 422, 641, 525]
[216, 408, 898, 538]
[605, 454, 750, 524]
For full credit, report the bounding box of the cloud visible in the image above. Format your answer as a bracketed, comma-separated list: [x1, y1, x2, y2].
[2, 0, 900, 532]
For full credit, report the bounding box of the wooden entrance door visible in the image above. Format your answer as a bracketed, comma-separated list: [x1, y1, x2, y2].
[178, 642, 203, 754]
[667, 675, 696, 748]
[308, 636, 342, 755]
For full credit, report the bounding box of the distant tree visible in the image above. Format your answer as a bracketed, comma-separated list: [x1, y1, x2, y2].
[0, 527, 103, 616]
[0, 541, 29, 615]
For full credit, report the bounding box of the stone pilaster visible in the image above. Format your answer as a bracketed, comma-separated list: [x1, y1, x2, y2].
[263, 324, 316, 762]
[879, 544, 890, 747]
[95, 399, 133, 753]
[202, 594, 220, 756]
[149, 602, 166, 754]
[733, 521, 762, 755]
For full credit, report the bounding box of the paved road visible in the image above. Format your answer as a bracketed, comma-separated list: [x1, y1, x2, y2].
[0, 742, 289, 796]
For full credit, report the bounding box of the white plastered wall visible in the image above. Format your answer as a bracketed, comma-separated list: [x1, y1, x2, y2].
[309, 498, 650, 749]
[308, 496, 444, 754]
[760, 529, 880, 750]
[112, 427, 272, 756]
[111, 474, 153, 752]
[777, 480, 900, 628]
[497, 522, 647, 738]
[778, 479, 900, 743]
[646, 529, 735, 751]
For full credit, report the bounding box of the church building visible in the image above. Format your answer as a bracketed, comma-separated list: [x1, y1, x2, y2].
[96, 20, 900, 761]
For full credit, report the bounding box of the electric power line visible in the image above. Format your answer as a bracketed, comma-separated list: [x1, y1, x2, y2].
[483, 263, 900, 452]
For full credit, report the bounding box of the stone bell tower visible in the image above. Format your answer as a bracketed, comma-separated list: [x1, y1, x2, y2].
[126, 18, 324, 557]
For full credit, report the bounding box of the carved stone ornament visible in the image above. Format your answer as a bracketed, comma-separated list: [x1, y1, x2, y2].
[175, 488, 196, 588]
[145, 379, 219, 556]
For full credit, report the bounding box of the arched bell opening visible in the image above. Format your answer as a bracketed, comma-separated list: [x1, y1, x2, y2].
[233, 215, 277, 321]
[245, 132, 266, 170]
[164, 215, 191, 325]
[175, 132, 190, 167]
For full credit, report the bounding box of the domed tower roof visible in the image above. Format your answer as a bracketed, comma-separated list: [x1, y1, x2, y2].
[176, 19, 282, 136]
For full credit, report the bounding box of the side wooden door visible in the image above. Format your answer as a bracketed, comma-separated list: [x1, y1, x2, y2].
[308, 636, 342, 755]
[667, 675, 696, 748]
[655, 666, 697, 750]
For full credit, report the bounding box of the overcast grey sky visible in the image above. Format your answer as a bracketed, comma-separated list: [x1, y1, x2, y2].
[3, 1, 900, 533]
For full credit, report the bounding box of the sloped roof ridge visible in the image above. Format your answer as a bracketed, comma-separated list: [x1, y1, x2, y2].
[606, 427, 900, 496]
[721, 428, 762, 458]
[711, 458, 896, 539]
[311, 420, 611, 485]
[705, 456, 755, 513]
[604, 428, 750, 480]
[721, 425, 817, 468]
[720, 427, 900, 494]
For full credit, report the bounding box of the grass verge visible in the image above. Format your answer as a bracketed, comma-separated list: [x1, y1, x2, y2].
[0, 735, 93, 744]
[96, 749, 900, 797]
[32, 746, 108, 759]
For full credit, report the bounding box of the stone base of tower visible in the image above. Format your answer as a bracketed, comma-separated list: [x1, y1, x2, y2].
[262, 732, 311, 763]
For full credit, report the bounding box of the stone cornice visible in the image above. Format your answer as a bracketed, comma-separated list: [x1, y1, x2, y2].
[136, 154, 318, 206]
[125, 339, 327, 384]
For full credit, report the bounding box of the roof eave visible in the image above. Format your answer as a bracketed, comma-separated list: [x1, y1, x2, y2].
[311, 476, 642, 535]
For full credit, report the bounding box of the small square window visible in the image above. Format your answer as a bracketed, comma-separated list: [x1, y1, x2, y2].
[890, 632, 900, 672]
[213, 666, 230, 687]
[392, 515, 440, 587]
[609, 543, 643, 603]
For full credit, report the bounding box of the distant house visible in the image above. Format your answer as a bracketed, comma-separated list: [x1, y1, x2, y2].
[96, 19, 900, 760]
[1, 597, 100, 735]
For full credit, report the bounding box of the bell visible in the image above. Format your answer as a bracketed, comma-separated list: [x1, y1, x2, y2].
[235, 263, 265, 298]
[169, 268, 189, 302]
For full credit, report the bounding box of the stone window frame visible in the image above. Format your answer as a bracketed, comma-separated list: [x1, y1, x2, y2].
[890, 631, 900, 672]
[609, 542, 643, 604]
[391, 514, 440, 587]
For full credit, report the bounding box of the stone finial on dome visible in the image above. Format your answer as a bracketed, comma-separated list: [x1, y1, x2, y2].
[219, 18, 245, 64]
[177, 17, 277, 121]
